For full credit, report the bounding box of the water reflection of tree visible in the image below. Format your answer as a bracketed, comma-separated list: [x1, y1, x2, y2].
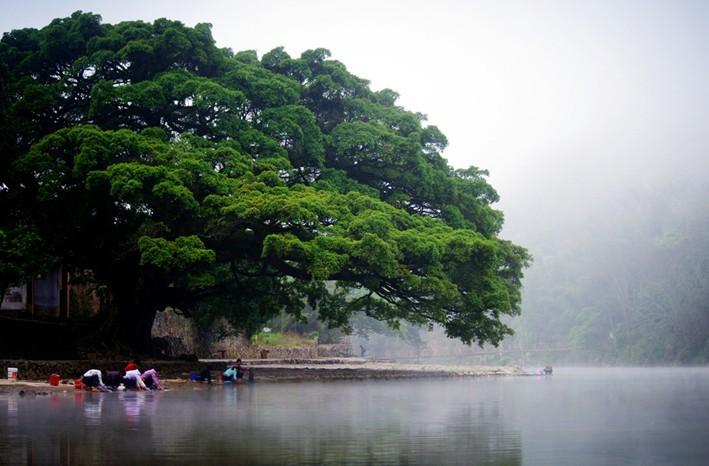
[1, 384, 521, 464]
[132, 382, 522, 464]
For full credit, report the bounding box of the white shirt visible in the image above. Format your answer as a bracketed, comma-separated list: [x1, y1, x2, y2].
[82, 369, 106, 387]
[83, 369, 102, 378]
[124, 369, 142, 380]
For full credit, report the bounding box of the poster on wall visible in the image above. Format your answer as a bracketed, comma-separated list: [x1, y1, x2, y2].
[1, 285, 27, 311]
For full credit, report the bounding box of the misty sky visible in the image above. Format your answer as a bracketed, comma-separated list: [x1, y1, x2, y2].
[3, 0, 708, 246]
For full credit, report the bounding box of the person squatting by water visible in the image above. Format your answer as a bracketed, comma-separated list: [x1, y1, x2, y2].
[118, 361, 163, 390]
[191, 365, 213, 384]
[223, 359, 245, 382]
[124, 369, 161, 391]
[82, 369, 109, 391]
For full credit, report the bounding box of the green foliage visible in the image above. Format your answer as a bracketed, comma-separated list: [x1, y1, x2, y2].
[0, 224, 55, 290]
[0, 12, 528, 349]
[251, 331, 314, 348]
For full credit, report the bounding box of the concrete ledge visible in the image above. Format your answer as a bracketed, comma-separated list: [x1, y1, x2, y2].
[1, 359, 525, 385]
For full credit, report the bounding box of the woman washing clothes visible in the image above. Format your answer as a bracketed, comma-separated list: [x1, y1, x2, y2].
[123, 361, 163, 390]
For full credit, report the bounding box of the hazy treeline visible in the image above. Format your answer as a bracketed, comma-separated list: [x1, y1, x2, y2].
[510, 176, 709, 364]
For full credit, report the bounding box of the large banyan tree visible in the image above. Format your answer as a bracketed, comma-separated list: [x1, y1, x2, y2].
[0, 12, 529, 352]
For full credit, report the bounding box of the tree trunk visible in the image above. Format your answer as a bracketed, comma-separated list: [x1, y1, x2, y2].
[114, 302, 158, 354]
[84, 259, 165, 355]
[84, 291, 159, 356]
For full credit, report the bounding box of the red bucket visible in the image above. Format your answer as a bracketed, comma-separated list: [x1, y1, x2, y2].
[49, 373, 60, 386]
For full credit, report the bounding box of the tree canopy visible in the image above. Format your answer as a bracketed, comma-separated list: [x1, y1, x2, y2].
[0, 12, 529, 352]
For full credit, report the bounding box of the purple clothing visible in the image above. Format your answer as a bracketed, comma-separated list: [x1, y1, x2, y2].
[140, 369, 161, 388]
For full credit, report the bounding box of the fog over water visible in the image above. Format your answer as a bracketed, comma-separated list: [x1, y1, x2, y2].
[2, 368, 709, 465]
[3, 0, 708, 361]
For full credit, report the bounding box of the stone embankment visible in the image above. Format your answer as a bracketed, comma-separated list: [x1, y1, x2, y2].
[246, 362, 524, 382]
[0, 358, 525, 389]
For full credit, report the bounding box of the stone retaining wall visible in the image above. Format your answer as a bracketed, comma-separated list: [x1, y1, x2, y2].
[317, 343, 353, 357]
[0, 360, 217, 381]
[1, 359, 524, 384]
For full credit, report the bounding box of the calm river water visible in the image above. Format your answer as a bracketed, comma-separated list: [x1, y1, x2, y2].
[1, 367, 708, 465]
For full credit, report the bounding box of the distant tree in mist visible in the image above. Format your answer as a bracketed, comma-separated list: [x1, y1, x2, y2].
[513, 184, 709, 364]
